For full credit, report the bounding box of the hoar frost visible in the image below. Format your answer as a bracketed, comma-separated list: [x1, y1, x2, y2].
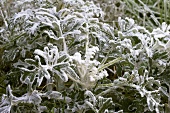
[0, 0, 169, 112]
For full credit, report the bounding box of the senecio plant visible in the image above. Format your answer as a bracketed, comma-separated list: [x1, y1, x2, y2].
[1, 0, 170, 113]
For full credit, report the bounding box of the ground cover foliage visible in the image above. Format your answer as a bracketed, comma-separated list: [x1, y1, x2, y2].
[1, 0, 170, 112]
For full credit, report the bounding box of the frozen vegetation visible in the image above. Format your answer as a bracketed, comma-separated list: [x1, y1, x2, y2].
[0, 0, 170, 112]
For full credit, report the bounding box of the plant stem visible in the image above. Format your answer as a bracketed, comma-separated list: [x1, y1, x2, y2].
[98, 57, 123, 71]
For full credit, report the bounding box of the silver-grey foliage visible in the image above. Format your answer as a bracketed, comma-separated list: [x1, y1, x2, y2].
[0, 0, 170, 113]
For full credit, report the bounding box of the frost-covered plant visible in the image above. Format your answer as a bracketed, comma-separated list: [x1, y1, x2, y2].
[91, 0, 170, 29]
[1, 0, 170, 113]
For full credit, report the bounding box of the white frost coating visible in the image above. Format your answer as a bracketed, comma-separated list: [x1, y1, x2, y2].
[61, 14, 76, 22]
[89, 76, 96, 82]
[152, 22, 170, 39]
[14, 9, 33, 22]
[129, 70, 162, 113]
[42, 66, 51, 80]
[89, 68, 108, 82]
[145, 47, 153, 57]
[70, 46, 108, 88]
[0, 29, 5, 33]
[63, 0, 84, 4]
[121, 38, 132, 49]
[60, 69, 68, 82]
[37, 75, 44, 87]
[35, 11, 58, 21]
[38, 7, 57, 15]
[16, 0, 34, 4]
[33, 44, 68, 83]
[85, 90, 97, 104]
[85, 46, 99, 61]
[157, 60, 166, 66]
[165, 40, 170, 51]
[63, 30, 81, 36]
[152, 40, 165, 51]
[0, 85, 29, 112]
[34, 49, 47, 60]
[44, 30, 57, 40]
[1, 1, 169, 112]
[98, 70, 108, 78]
[125, 17, 135, 29]
[161, 22, 167, 32]
[130, 49, 142, 59]
[71, 52, 83, 64]
[20, 67, 36, 72]
[27, 22, 40, 34]
[147, 94, 155, 111]
[46, 91, 62, 99]
[17, 90, 42, 105]
[152, 28, 167, 38]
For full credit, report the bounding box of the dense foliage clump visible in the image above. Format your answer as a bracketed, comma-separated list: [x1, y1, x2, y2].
[1, 0, 170, 112]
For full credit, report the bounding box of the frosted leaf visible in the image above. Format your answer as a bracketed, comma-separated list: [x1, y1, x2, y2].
[60, 69, 68, 82]
[162, 22, 167, 32]
[85, 46, 99, 61]
[45, 91, 62, 99]
[17, 90, 42, 105]
[152, 29, 166, 38]
[0, 29, 5, 33]
[0, 105, 11, 113]
[159, 87, 169, 98]
[61, 14, 75, 23]
[116, 110, 124, 113]
[36, 74, 44, 87]
[28, 90, 42, 104]
[157, 60, 167, 67]
[53, 69, 68, 82]
[63, 30, 81, 36]
[97, 70, 108, 79]
[15, 0, 34, 5]
[23, 77, 31, 85]
[13, 9, 33, 22]
[63, 0, 84, 4]
[42, 67, 51, 80]
[64, 67, 80, 80]
[130, 49, 142, 59]
[98, 97, 112, 113]
[39, 106, 47, 112]
[43, 30, 57, 40]
[165, 40, 170, 51]
[35, 11, 58, 21]
[118, 77, 127, 82]
[85, 90, 97, 105]
[152, 40, 165, 51]
[152, 22, 170, 38]
[85, 100, 96, 111]
[40, 18, 54, 28]
[121, 38, 132, 49]
[0, 85, 21, 112]
[125, 17, 135, 29]
[147, 95, 155, 111]
[59, 96, 72, 103]
[27, 22, 40, 34]
[118, 17, 126, 31]
[145, 47, 153, 57]
[34, 49, 47, 60]
[71, 52, 82, 63]
[53, 62, 69, 69]
[118, 17, 136, 32]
